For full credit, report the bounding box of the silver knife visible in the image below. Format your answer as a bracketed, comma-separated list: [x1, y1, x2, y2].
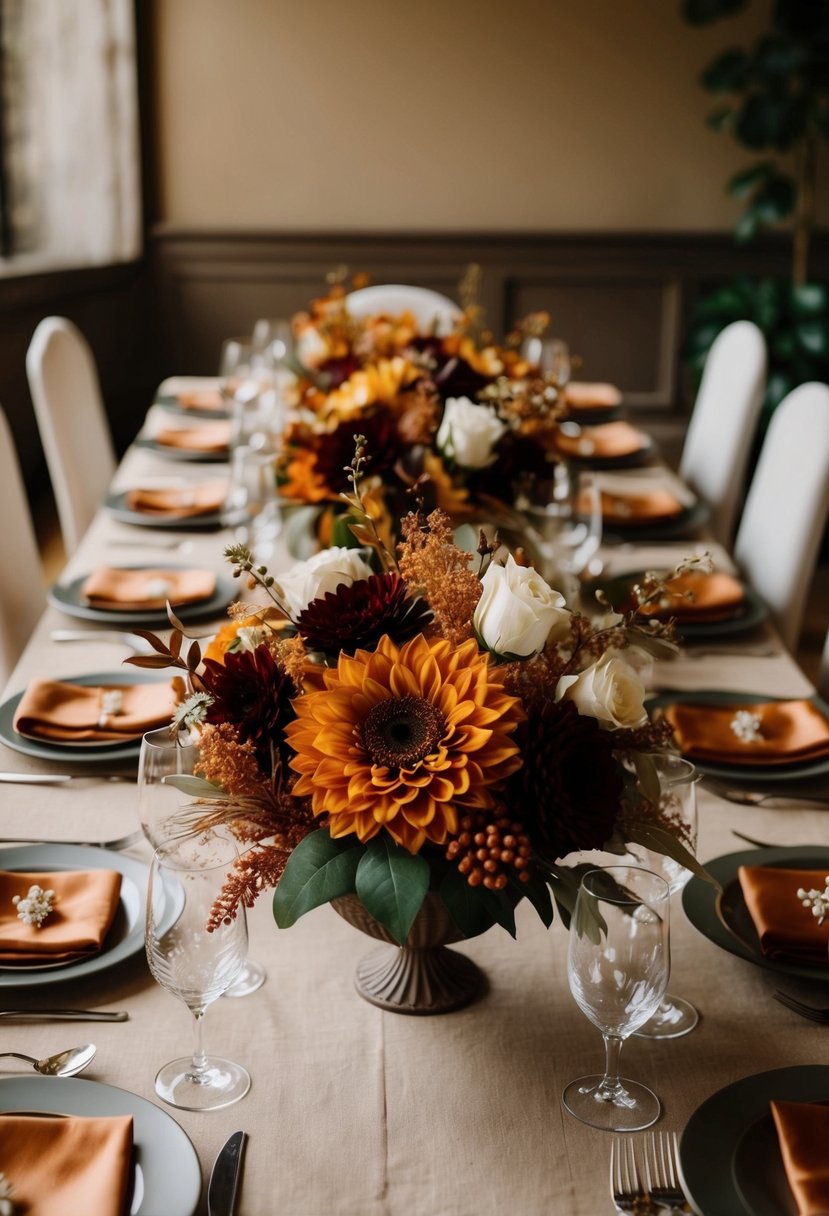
[208, 1131, 247, 1216]
[0, 773, 134, 784]
[0, 1009, 129, 1021]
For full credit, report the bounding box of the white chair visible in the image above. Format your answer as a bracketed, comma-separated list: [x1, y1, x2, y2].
[345, 284, 462, 336]
[0, 406, 45, 687]
[679, 320, 767, 545]
[26, 316, 116, 553]
[734, 382, 829, 653]
[817, 625, 829, 701]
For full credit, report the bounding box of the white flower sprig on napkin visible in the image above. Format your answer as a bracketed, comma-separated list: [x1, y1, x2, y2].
[0, 1172, 14, 1216]
[730, 709, 763, 743]
[798, 877, 829, 924]
[12, 884, 55, 928]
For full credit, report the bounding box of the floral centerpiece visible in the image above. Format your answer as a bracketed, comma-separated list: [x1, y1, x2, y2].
[279, 275, 572, 552]
[132, 439, 705, 1011]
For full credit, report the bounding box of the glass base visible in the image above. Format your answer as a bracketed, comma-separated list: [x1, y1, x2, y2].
[562, 1074, 661, 1131]
[222, 959, 266, 998]
[154, 1055, 250, 1111]
[635, 993, 699, 1040]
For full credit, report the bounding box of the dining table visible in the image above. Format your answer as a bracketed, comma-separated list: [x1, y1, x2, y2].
[0, 377, 826, 1216]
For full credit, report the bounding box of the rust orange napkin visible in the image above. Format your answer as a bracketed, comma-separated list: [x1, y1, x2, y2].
[563, 382, 622, 411]
[591, 487, 686, 526]
[124, 480, 226, 518]
[636, 570, 746, 623]
[771, 1099, 829, 1214]
[0, 869, 122, 963]
[175, 387, 225, 411]
[0, 1112, 133, 1215]
[154, 420, 231, 453]
[554, 420, 647, 460]
[81, 566, 216, 611]
[13, 679, 177, 743]
[738, 866, 829, 963]
[662, 699, 829, 766]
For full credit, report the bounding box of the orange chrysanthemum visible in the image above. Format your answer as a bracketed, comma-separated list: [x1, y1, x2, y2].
[285, 634, 524, 853]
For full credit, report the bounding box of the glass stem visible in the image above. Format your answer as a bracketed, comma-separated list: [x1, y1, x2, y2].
[599, 1033, 625, 1098]
[190, 1007, 208, 1081]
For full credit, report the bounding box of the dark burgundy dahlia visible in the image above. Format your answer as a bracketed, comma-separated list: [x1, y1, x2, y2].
[201, 644, 296, 771]
[504, 699, 623, 861]
[311, 408, 406, 493]
[297, 572, 432, 655]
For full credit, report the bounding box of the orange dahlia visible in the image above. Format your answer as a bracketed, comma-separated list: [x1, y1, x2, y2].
[285, 634, 524, 853]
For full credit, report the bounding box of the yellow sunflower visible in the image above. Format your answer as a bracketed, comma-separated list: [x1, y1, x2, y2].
[285, 634, 524, 853]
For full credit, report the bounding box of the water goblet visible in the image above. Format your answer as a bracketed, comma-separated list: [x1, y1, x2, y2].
[516, 466, 602, 606]
[221, 444, 282, 561]
[145, 832, 251, 1110]
[630, 754, 700, 1039]
[562, 865, 670, 1131]
[139, 727, 267, 998]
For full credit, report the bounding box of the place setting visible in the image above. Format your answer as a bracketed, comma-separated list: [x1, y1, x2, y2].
[552, 418, 656, 467]
[103, 477, 228, 530]
[135, 418, 231, 462]
[48, 564, 236, 626]
[153, 375, 230, 419]
[586, 472, 711, 542]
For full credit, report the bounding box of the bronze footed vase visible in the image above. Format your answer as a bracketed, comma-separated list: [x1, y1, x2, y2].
[330, 892, 487, 1016]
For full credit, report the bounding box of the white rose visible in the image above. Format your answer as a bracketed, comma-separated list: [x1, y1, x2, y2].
[555, 652, 648, 729]
[473, 555, 570, 658]
[436, 396, 506, 469]
[276, 547, 374, 618]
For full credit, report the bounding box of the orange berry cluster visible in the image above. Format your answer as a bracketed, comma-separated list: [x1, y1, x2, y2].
[446, 813, 532, 890]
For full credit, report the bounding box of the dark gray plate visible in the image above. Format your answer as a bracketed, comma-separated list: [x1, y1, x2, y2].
[647, 690, 829, 783]
[600, 497, 710, 543]
[155, 391, 230, 421]
[560, 431, 656, 469]
[135, 436, 228, 463]
[682, 846, 829, 983]
[49, 565, 234, 626]
[593, 569, 767, 638]
[103, 489, 224, 531]
[679, 1066, 829, 1216]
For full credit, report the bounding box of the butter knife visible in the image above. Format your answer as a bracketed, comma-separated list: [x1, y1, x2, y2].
[0, 1009, 129, 1021]
[208, 1131, 247, 1216]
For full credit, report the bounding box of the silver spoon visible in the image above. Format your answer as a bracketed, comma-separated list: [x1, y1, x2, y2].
[0, 1043, 96, 1077]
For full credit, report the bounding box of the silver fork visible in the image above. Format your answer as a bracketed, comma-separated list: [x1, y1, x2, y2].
[643, 1131, 692, 1212]
[610, 1136, 653, 1214]
[50, 629, 156, 654]
[0, 829, 144, 851]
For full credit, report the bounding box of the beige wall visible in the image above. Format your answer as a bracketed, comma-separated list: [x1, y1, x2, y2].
[152, 0, 826, 232]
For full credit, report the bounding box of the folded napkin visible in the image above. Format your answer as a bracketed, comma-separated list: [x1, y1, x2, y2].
[0, 869, 122, 963]
[771, 1099, 829, 1214]
[738, 866, 829, 963]
[662, 699, 829, 766]
[124, 479, 227, 518]
[592, 487, 686, 526]
[175, 387, 225, 411]
[13, 678, 177, 743]
[554, 420, 647, 460]
[154, 420, 231, 453]
[563, 382, 622, 410]
[81, 566, 216, 611]
[0, 1112, 133, 1216]
[636, 570, 745, 622]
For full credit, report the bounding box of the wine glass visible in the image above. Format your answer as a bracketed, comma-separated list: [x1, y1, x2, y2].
[520, 336, 571, 387]
[562, 865, 670, 1131]
[138, 727, 267, 998]
[220, 444, 282, 562]
[516, 466, 602, 606]
[145, 832, 251, 1110]
[219, 338, 279, 452]
[629, 754, 700, 1039]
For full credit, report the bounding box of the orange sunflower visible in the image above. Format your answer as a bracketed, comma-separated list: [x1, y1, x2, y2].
[285, 634, 524, 853]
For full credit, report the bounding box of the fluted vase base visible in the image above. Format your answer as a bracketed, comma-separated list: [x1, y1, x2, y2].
[354, 942, 486, 1015]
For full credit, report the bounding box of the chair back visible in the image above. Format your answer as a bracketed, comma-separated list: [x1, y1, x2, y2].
[679, 320, 767, 544]
[817, 626, 829, 701]
[345, 285, 462, 336]
[0, 407, 44, 687]
[734, 382, 829, 653]
[26, 316, 116, 552]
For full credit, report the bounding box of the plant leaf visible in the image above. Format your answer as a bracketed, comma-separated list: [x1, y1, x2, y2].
[682, 0, 748, 26]
[354, 837, 430, 945]
[624, 821, 721, 890]
[123, 654, 180, 669]
[273, 829, 362, 928]
[161, 774, 227, 799]
[727, 160, 776, 198]
[439, 869, 501, 937]
[131, 628, 174, 656]
[508, 868, 554, 928]
[700, 47, 750, 93]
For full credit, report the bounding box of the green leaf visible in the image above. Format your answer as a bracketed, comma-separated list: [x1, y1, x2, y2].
[734, 207, 762, 244]
[701, 47, 750, 93]
[624, 821, 720, 890]
[727, 161, 776, 198]
[439, 869, 501, 937]
[706, 105, 734, 132]
[683, 0, 748, 28]
[161, 774, 228, 799]
[735, 92, 804, 152]
[795, 320, 829, 358]
[791, 284, 828, 317]
[629, 752, 661, 807]
[546, 863, 596, 931]
[355, 837, 430, 945]
[273, 829, 362, 928]
[508, 867, 553, 928]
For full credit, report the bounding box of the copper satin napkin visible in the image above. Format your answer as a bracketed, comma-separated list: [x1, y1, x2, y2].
[553, 420, 647, 460]
[662, 699, 829, 766]
[175, 387, 225, 411]
[771, 1099, 829, 1214]
[738, 866, 829, 963]
[563, 382, 622, 411]
[636, 570, 745, 622]
[81, 566, 216, 611]
[13, 679, 177, 743]
[124, 479, 227, 517]
[593, 487, 686, 526]
[0, 869, 122, 963]
[154, 420, 231, 452]
[0, 1113, 133, 1216]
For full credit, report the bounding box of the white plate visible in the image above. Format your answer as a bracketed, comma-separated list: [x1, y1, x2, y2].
[0, 1075, 201, 1215]
[0, 845, 147, 988]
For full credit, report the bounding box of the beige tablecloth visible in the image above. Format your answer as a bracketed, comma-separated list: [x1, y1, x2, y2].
[0, 424, 825, 1215]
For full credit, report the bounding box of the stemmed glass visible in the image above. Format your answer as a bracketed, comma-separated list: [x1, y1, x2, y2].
[515, 466, 602, 606]
[145, 832, 251, 1110]
[563, 865, 670, 1131]
[219, 338, 280, 452]
[220, 445, 282, 563]
[629, 754, 700, 1039]
[138, 727, 267, 997]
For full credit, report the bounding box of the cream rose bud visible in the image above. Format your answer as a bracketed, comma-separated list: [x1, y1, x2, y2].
[436, 396, 507, 469]
[276, 547, 374, 618]
[474, 555, 569, 658]
[555, 652, 648, 729]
